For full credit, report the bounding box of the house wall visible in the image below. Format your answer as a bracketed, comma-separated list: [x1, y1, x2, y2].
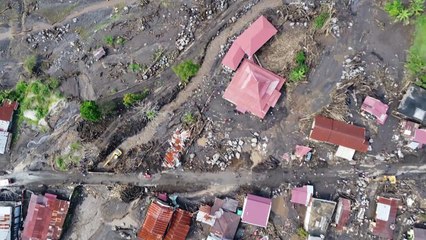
[0, 120, 10, 132]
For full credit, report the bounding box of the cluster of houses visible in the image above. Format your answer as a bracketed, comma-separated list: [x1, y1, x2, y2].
[0, 192, 70, 240]
[0, 101, 18, 155]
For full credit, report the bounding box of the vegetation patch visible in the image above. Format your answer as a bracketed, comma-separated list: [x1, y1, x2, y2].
[289, 50, 309, 82]
[123, 89, 150, 107]
[80, 101, 102, 122]
[384, 0, 424, 25]
[0, 78, 62, 126]
[313, 12, 330, 29]
[23, 55, 37, 74]
[145, 109, 157, 121]
[172, 60, 200, 85]
[182, 112, 197, 125]
[406, 15, 426, 88]
[55, 141, 82, 171]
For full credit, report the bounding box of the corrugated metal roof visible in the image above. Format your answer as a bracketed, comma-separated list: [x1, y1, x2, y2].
[310, 115, 369, 152]
[210, 211, 240, 240]
[137, 201, 174, 240]
[164, 209, 192, 240]
[234, 16, 277, 57]
[21, 193, 70, 240]
[221, 43, 245, 71]
[241, 194, 271, 228]
[335, 198, 351, 230]
[414, 129, 426, 144]
[223, 60, 285, 119]
[0, 101, 18, 123]
[372, 197, 399, 239]
[0, 131, 10, 155]
[397, 84, 426, 125]
[290, 185, 313, 206]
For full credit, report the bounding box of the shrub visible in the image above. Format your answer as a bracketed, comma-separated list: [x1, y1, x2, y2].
[409, 0, 425, 16]
[313, 12, 330, 29]
[172, 60, 200, 84]
[295, 51, 306, 65]
[384, 0, 404, 18]
[296, 227, 308, 238]
[182, 112, 196, 125]
[47, 77, 60, 90]
[289, 65, 308, 82]
[123, 89, 149, 107]
[129, 63, 142, 73]
[145, 110, 157, 121]
[104, 35, 114, 46]
[24, 55, 37, 74]
[55, 157, 67, 171]
[396, 8, 413, 25]
[80, 101, 102, 122]
[115, 36, 125, 45]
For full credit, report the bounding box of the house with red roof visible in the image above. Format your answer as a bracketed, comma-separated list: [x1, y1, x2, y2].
[164, 209, 192, 240]
[335, 198, 351, 231]
[241, 194, 271, 228]
[371, 197, 400, 239]
[21, 193, 70, 240]
[223, 59, 285, 119]
[0, 101, 18, 132]
[290, 185, 313, 206]
[221, 15, 277, 70]
[310, 115, 369, 160]
[137, 201, 174, 240]
[361, 96, 389, 125]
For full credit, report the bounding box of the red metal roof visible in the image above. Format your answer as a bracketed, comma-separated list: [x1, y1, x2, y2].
[241, 194, 271, 228]
[137, 201, 174, 240]
[21, 193, 70, 240]
[294, 145, 312, 158]
[223, 59, 285, 118]
[164, 209, 192, 240]
[0, 101, 18, 127]
[372, 197, 399, 240]
[335, 198, 351, 230]
[234, 15, 277, 57]
[361, 96, 389, 124]
[210, 211, 240, 240]
[310, 115, 369, 152]
[413, 129, 426, 144]
[222, 43, 245, 70]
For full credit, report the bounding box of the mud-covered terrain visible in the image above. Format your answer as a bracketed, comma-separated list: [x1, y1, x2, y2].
[1, 0, 425, 239]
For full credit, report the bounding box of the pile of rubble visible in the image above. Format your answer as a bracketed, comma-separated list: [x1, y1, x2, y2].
[26, 24, 70, 48]
[205, 138, 244, 170]
[176, 5, 201, 51]
[341, 53, 366, 81]
[163, 129, 191, 168]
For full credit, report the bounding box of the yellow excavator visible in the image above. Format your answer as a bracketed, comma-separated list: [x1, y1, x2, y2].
[103, 149, 122, 167]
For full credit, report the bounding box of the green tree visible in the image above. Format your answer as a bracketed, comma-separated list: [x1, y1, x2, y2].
[23, 55, 37, 74]
[80, 101, 102, 122]
[172, 60, 200, 84]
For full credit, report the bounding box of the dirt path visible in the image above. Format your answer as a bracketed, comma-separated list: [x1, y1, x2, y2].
[0, 0, 137, 41]
[119, 0, 283, 151]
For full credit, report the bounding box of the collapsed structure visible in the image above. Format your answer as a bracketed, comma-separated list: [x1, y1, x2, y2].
[361, 96, 389, 124]
[0, 101, 18, 155]
[397, 84, 426, 126]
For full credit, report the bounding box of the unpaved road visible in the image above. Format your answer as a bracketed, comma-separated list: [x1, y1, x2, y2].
[119, 0, 283, 152]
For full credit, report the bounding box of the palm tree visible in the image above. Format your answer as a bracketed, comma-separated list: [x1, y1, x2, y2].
[396, 9, 412, 25]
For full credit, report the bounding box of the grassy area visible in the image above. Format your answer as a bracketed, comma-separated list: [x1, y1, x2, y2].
[94, 12, 121, 32]
[55, 141, 82, 171]
[37, 4, 77, 24]
[313, 12, 330, 29]
[406, 15, 426, 88]
[289, 50, 309, 82]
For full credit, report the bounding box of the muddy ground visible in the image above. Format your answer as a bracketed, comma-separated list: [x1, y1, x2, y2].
[0, 0, 423, 239]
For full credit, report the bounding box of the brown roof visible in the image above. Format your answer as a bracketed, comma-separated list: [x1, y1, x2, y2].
[138, 201, 174, 240]
[164, 209, 192, 240]
[0, 101, 18, 122]
[210, 211, 240, 240]
[310, 115, 368, 152]
[21, 193, 70, 240]
[372, 197, 399, 239]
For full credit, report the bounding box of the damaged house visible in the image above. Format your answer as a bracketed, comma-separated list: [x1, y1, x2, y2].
[304, 198, 336, 237]
[396, 84, 426, 126]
